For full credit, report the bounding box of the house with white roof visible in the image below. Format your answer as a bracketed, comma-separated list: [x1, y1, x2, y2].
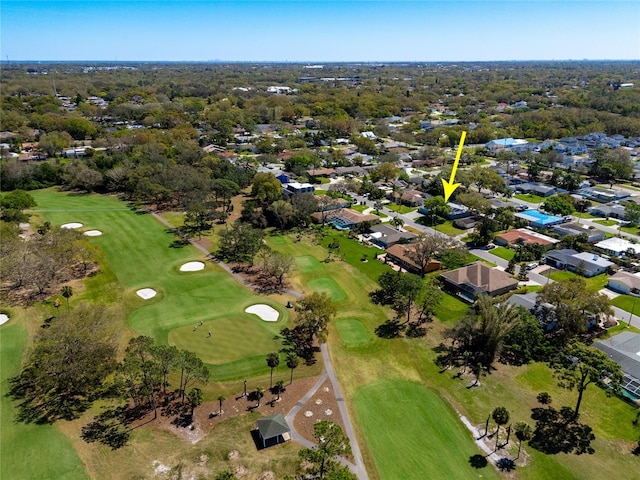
[595, 237, 640, 256]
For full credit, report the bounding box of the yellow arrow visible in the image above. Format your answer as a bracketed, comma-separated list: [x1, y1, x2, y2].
[441, 131, 467, 202]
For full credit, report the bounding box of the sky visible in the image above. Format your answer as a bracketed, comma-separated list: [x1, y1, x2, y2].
[1, 1, 639, 62]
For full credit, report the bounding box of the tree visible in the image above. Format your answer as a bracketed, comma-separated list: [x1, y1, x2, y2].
[177, 350, 209, 403]
[266, 352, 280, 389]
[538, 278, 613, 340]
[514, 422, 532, 459]
[251, 172, 282, 206]
[291, 193, 318, 227]
[273, 380, 285, 400]
[184, 201, 212, 239]
[258, 249, 295, 288]
[371, 162, 399, 182]
[61, 285, 73, 311]
[625, 202, 640, 225]
[0, 189, 37, 224]
[542, 196, 574, 216]
[187, 387, 203, 417]
[216, 221, 264, 264]
[217, 394, 226, 414]
[492, 406, 510, 449]
[8, 303, 118, 423]
[390, 216, 404, 229]
[422, 195, 451, 222]
[286, 352, 299, 384]
[298, 421, 355, 479]
[294, 292, 337, 344]
[255, 386, 264, 407]
[269, 200, 296, 230]
[456, 191, 491, 214]
[152, 344, 179, 397]
[406, 232, 456, 276]
[552, 342, 623, 420]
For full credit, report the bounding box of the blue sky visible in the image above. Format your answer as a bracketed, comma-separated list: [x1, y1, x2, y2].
[1, 1, 639, 61]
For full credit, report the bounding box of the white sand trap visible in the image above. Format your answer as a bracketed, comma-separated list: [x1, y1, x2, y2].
[83, 230, 102, 236]
[180, 261, 205, 272]
[61, 222, 83, 229]
[136, 288, 157, 300]
[0, 314, 9, 326]
[245, 304, 279, 322]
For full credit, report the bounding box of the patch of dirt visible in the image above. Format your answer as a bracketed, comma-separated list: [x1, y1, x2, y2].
[293, 380, 347, 450]
[227, 450, 240, 460]
[234, 465, 249, 477]
[260, 471, 276, 480]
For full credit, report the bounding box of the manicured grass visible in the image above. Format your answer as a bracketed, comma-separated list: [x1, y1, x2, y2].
[385, 203, 417, 214]
[308, 277, 348, 301]
[436, 293, 470, 323]
[611, 293, 640, 315]
[514, 193, 545, 204]
[547, 271, 608, 292]
[491, 246, 515, 261]
[168, 313, 283, 364]
[619, 225, 640, 235]
[350, 203, 368, 213]
[1, 321, 90, 480]
[594, 219, 618, 227]
[295, 255, 322, 272]
[353, 380, 498, 480]
[434, 221, 467, 237]
[468, 254, 497, 267]
[334, 319, 373, 346]
[31, 189, 290, 377]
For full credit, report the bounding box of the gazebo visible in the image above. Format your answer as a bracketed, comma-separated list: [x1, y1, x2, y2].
[255, 413, 291, 448]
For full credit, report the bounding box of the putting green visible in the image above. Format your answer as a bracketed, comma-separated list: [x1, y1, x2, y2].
[353, 380, 498, 480]
[335, 319, 372, 346]
[269, 235, 285, 245]
[168, 314, 282, 365]
[295, 255, 322, 272]
[307, 277, 347, 302]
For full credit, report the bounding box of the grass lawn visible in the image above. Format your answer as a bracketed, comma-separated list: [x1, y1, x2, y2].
[295, 254, 323, 272]
[30, 189, 291, 381]
[514, 193, 545, 204]
[334, 319, 373, 347]
[350, 203, 368, 213]
[434, 221, 466, 237]
[491, 246, 515, 261]
[385, 203, 417, 214]
[620, 225, 640, 235]
[611, 293, 640, 315]
[308, 277, 348, 301]
[353, 380, 499, 480]
[547, 271, 608, 292]
[435, 293, 470, 323]
[594, 219, 619, 227]
[1, 320, 90, 480]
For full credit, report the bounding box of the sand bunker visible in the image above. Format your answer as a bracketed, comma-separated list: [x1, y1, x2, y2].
[61, 222, 83, 229]
[244, 304, 279, 322]
[0, 314, 9, 326]
[136, 288, 157, 300]
[83, 230, 103, 236]
[180, 261, 205, 272]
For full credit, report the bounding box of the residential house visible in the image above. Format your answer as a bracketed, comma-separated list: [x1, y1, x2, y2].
[494, 228, 559, 248]
[314, 194, 351, 211]
[367, 225, 416, 248]
[453, 215, 483, 230]
[579, 187, 630, 203]
[386, 243, 441, 275]
[399, 189, 425, 207]
[283, 182, 314, 196]
[543, 249, 613, 277]
[311, 208, 379, 229]
[587, 204, 627, 219]
[512, 182, 557, 197]
[595, 237, 640, 256]
[256, 166, 291, 184]
[485, 138, 529, 153]
[306, 167, 336, 180]
[594, 332, 640, 401]
[439, 262, 519, 302]
[607, 271, 640, 295]
[514, 210, 564, 228]
[505, 292, 539, 311]
[550, 223, 605, 243]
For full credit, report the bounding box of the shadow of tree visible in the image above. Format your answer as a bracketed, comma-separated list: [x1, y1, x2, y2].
[375, 319, 404, 338]
[468, 454, 488, 469]
[529, 406, 595, 455]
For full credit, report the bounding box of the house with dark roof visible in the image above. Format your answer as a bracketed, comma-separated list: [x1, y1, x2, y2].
[255, 413, 291, 448]
[543, 249, 613, 277]
[512, 182, 557, 197]
[587, 203, 627, 219]
[367, 225, 415, 248]
[439, 262, 519, 302]
[594, 332, 640, 401]
[550, 223, 605, 243]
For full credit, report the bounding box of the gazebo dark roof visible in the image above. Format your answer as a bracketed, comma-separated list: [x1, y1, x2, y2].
[256, 413, 290, 447]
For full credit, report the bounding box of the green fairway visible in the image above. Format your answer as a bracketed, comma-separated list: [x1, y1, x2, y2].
[295, 255, 322, 272]
[30, 189, 289, 375]
[335, 319, 373, 346]
[308, 277, 347, 301]
[353, 380, 498, 480]
[169, 313, 283, 364]
[1, 321, 89, 480]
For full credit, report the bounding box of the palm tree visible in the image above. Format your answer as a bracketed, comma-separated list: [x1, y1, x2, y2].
[217, 394, 226, 415]
[187, 388, 203, 417]
[286, 352, 299, 385]
[255, 386, 264, 407]
[61, 285, 73, 311]
[514, 422, 532, 459]
[266, 352, 280, 389]
[492, 406, 510, 450]
[274, 380, 285, 401]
